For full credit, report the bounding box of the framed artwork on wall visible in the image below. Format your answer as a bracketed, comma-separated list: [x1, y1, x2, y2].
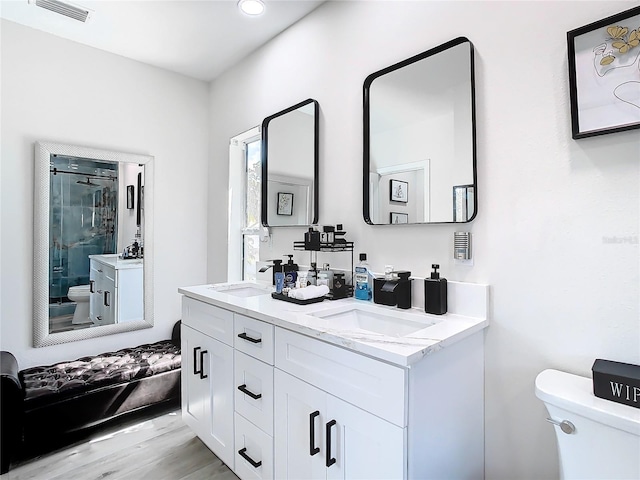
[389, 179, 408, 203]
[567, 6, 640, 139]
[277, 192, 293, 215]
[390, 212, 408, 224]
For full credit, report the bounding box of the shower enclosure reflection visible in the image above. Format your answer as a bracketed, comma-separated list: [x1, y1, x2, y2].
[34, 141, 154, 347]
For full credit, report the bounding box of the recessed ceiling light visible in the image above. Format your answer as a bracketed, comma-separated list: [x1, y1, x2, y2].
[238, 0, 265, 16]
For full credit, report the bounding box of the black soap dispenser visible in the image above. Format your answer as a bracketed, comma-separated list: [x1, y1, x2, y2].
[424, 264, 447, 315]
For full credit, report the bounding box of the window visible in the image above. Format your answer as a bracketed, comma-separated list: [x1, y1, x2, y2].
[228, 127, 261, 282]
[242, 138, 261, 281]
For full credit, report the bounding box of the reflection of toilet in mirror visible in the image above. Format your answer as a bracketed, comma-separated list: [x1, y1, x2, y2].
[67, 285, 91, 325]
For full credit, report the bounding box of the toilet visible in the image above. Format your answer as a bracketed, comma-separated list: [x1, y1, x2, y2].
[535, 369, 640, 479]
[67, 285, 91, 324]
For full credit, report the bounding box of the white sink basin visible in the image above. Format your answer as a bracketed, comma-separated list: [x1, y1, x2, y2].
[209, 283, 272, 298]
[309, 304, 434, 337]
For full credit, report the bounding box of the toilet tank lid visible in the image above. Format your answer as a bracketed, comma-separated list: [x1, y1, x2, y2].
[535, 369, 640, 436]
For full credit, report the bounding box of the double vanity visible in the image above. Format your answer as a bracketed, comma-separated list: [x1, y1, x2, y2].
[179, 281, 489, 479]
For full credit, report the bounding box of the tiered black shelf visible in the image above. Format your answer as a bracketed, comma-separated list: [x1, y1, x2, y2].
[293, 241, 354, 252]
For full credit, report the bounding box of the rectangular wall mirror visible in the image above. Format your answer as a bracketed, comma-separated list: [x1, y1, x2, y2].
[34, 141, 154, 347]
[261, 98, 319, 227]
[363, 37, 477, 225]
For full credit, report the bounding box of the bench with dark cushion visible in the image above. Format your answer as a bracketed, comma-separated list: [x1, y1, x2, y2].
[0, 322, 181, 474]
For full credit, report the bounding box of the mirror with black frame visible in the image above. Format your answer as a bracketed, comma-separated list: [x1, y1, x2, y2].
[261, 98, 319, 227]
[363, 37, 477, 225]
[34, 141, 154, 347]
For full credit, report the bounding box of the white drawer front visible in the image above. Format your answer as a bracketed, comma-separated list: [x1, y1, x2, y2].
[234, 412, 274, 480]
[182, 297, 234, 346]
[235, 351, 274, 436]
[234, 314, 275, 365]
[275, 328, 407, 427]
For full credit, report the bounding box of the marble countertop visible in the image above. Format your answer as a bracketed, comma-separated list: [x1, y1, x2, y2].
[89, 254, 143, 270]
[178, 282, 489, 367]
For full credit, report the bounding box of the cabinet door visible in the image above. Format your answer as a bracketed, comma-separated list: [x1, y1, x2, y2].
[182, 325, 208, 438]
[325, 395, 405, 480]
[116, 267, 143, 322]
[101, 265, 116, 325]
[182, 324, 235, 469]
[274, 370, 326, 480]
[89, 263, 102, 323]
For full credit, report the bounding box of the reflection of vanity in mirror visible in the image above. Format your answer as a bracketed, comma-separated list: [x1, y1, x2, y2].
[364, 37, 477, 225]
[261, 98, 318, 227]
[34, 142, 154, 347]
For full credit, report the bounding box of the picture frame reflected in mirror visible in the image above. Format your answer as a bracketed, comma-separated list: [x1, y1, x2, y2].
[277, 192, 293, 215]
[390, 212, 409, 224]
[389, 179, 408, 203]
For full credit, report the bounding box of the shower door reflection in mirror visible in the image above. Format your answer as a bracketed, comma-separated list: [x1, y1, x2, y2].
[34, 142, 154, 347]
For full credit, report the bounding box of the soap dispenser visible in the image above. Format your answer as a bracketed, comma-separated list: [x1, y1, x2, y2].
[283, 255, 298, 288]
[424, 264, 447, 315]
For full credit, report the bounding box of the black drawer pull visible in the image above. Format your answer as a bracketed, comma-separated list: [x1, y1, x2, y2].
[238, 332, 262, 344]
[326, 419, 336, 467]
[238, 447, 262, 468]
[89, 280, 95, 293]
[103, 290, 111, 307]
[237, 384, 262, 400]
[193, 347, 202, 375]
[199, 350, 208, 379]
[309, 410, 320, 456]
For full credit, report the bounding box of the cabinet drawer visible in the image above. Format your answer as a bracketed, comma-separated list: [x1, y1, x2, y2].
[275, 328, 407, 427]
[235, 314, 274, 365]
[182, 297, 234, 346]
[234, 412, 273, 480]
[235, 351, 274, 436]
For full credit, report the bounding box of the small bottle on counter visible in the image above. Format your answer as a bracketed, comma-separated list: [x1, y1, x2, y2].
[424, 264, 447, 315]
[354, 253, 372, 301]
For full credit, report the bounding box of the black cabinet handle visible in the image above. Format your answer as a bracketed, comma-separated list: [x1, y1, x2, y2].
[238, 332, 262, 344]
[193, 347, 202, 375]
[237, 384, 262, 400]
[309, 410, 320, 456]
[326, 419, 336, 467]
[199, 350, 208, 379]
[89, 280, 95, 293]
[103, 290, 111, 307]
[238, 447, 262, 468]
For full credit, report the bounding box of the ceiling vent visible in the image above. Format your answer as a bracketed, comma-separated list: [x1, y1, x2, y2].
[28, 0, 93, 22]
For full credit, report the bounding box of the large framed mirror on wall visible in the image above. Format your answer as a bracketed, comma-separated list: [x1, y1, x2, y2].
[261, 98, 319, 227]
[363, 37, 477, 225]
[34, 141, 154, 347]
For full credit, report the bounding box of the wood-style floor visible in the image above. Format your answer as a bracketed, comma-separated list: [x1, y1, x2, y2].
[1, 411, 238, 480]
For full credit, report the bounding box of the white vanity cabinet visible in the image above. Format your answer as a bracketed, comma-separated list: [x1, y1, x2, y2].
[89, 255, 143, 325]
[179, 284, 487, 480]
[181, 299, 235, 469]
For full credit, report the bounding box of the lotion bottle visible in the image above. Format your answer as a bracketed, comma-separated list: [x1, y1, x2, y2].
[424, 264, 447, 315]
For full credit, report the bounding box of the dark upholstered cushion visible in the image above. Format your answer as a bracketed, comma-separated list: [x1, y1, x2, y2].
[20, 341, 181, 405]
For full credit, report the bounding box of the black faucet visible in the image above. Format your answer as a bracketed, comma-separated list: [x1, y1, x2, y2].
[258, 259, 283, 285]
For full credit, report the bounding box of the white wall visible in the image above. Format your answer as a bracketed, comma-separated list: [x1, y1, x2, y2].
[209, 2, 640, 478]
[0, 20, 210, 368]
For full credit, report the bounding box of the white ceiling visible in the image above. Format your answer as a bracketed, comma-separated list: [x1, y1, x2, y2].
[0, 0, 325, 81]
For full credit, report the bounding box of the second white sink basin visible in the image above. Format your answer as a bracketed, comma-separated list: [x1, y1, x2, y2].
[309, 304, 435, 337]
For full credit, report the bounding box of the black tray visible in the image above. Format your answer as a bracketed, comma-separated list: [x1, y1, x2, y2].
[271, 292, 326, 305]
